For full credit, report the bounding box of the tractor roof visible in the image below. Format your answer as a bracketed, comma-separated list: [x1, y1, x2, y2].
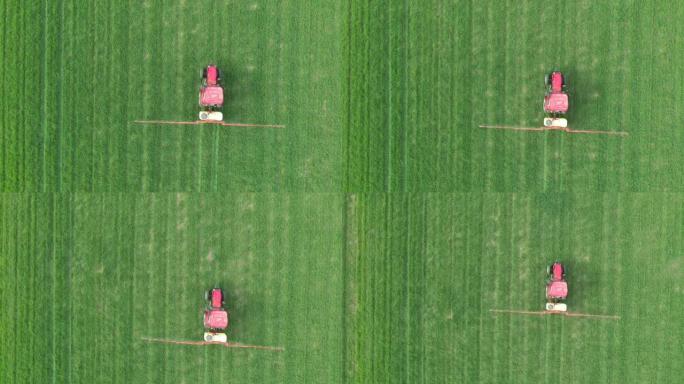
[204, 309, 229, 329]
[200, 86, 224, 106]
[546, 281, 568, 299]
[544, 93, 568, 113]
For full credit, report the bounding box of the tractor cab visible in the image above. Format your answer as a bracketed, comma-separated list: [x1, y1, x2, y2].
[200, 86, 224, 108]
[204, 309, 229, 330]
[549, 71, 565, 93]
[210, 287, 224, 308]
[204, 65, 220, 86]
[544, 93, 568, 114]
[546, 280, 568, 300]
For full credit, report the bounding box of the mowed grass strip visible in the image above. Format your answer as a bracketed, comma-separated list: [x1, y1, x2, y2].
[1, 193, 346, 383]
[345, 0, 684, 192]
[344, 193, 683, 383]
[1, 1, 346, 192]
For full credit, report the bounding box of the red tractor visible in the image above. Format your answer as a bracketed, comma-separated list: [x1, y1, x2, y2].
[204, 288, 229, 342]
[199, 65, 224, 121]
[543, 71, 569, 128]
[545, 262, 568, 312]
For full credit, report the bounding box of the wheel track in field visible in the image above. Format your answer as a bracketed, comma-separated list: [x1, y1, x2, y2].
[0, 1, 5, 187]
[162, 194, 172, 384]
[609, 193, 625, 383]
[598, 194, 611, 383]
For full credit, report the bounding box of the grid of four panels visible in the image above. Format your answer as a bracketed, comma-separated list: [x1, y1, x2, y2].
[2, 1, 682, 384]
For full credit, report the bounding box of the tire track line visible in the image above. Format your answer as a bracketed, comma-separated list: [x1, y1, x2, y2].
[142, 196, 155, 384]
[477, 195, 487, 382]
[599, 194, 613, 383]
[341, 194, 354, 382]
[507, 194, 515, 383]
[385, 3, 392, 191]
[174, 0, 186, 192]
[378, 194, 387, 382]
[420, 195, 428, 383]
[140, 2, 150, 191]
[40, 0, 49, 190]
[1, 200, 9, 382]
[521, 195, 531, 381]
[180, 193, 191, 379]
[12, 199, 19, 384]
[111, 194, 121, 382]
[162, 195, 172, 384]
[263, 194, 279, 383]
[18, 1, 25, 189]
[96, 194, 105, 380]
[208, 7, 220, 192]
[492, 197, 503, 382]
[88, 0, 96, 191]
[653, 197, 669, 383]
[518, 1, 529, 190]
[359, 6, 370, 191]
[610, 193, 626, 383]
[435, 1, 444, 191]
[461, 195, 469, 382]
[0, 0, 6, 188]
[344, 1, 353, 190]
[49, 195, 57, 384]
[66, 195, 73, 383]
[592, 194, 608, 382]
[446, 2, 456, 190]
[119, 0, 133, 190]
[0, 200, 17, 381]
[56, 0, 65, 190]
[375, 49, 387, 370]
[403, 195, 411, 382]
[402, 1, 410, 191]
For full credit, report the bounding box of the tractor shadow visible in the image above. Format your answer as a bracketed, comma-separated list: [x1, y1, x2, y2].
[562, 67, 605, 127]
[215, 59, 256, 120]
[565, 259, 595, 308]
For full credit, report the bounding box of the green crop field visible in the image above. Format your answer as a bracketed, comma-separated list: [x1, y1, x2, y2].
[347, 1, 684, 191]
[1, 0, 346, 192]
[1, 194, 345, 383]
[345, 193, 683, 383]
[2, 1, 684, 384]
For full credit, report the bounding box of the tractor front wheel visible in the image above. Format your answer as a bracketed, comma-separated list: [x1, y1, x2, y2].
[544, 74, 550, 86]
[205, 290, 211, 302]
